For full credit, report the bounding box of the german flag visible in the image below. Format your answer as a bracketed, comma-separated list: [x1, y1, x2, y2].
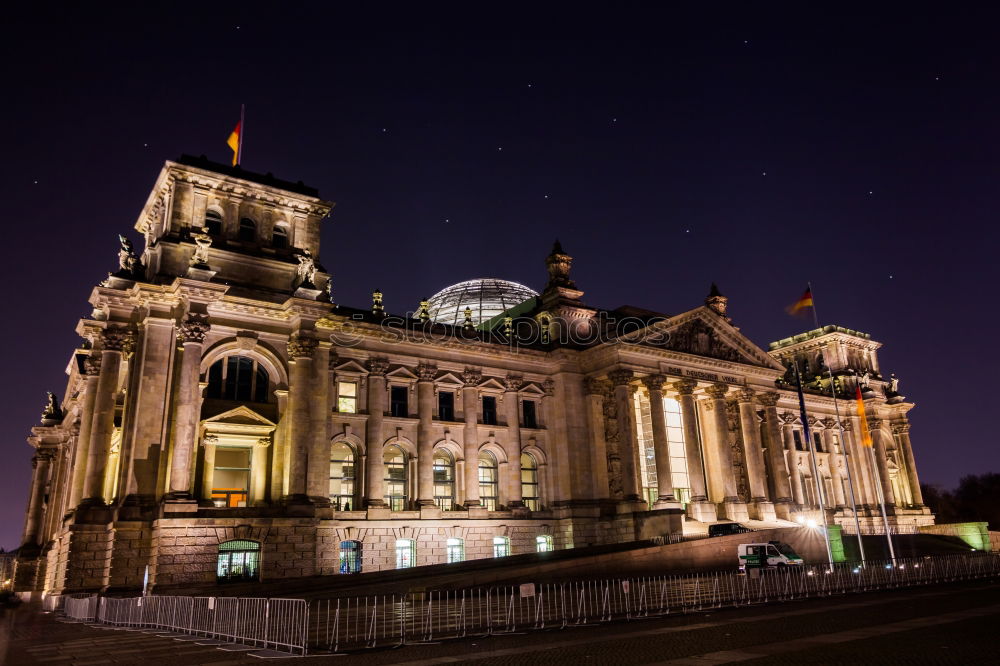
[786, 287, 813, 317]
[227, 120, 242, 166]
[855, 386, 873, 447]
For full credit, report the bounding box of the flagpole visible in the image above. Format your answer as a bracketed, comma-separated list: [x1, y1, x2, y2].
[859, 389, 897, 564]
[807, 282, 866, 566]
[238, 104, 245, 166]
[793, 363, 834, 571]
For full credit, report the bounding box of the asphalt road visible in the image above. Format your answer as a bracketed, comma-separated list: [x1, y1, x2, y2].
[2, 578, 997, 665]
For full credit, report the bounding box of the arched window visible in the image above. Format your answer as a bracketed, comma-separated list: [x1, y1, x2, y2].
[520, 453, 539, 511]
[536, 535, 553, 553]
[384, 445, 408, 511]
[339, 540, 362, 574]
[446, 537, 464, 563]
[217, 539, 260, 583]
[433, 450, 455, 511]
[478, 451, 498, 511]
[395, 538, 416, 569]
[205, 209, 223, 235]
[492, 536, 510, 558]
[206, 357, 270, 403]
[239, 217, 256, 242]
[329, 442, 356, 510]
[272, 224, 289, 249]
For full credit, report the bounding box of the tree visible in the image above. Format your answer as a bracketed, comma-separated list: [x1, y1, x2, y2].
[923, 474, 1000, 530]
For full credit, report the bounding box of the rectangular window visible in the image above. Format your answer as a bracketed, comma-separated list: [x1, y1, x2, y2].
[390, 386, 409, 417]
[212, 447, 251, 507]
[482, 395, 497, 425]
[337, 381, 357, 413]
[793, 430, 804, 451]
[493, 537, 510, 558]
[522, 400, 537, 428]
[446, 539, 464, 563]
[438, 391, 455, 421]
[395, 539, 416, 569]
[812, 432, 824, 453]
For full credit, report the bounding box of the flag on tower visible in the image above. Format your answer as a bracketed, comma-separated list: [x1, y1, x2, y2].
[786, 287, 813, 317]
[855, 386, 874, 447]
[227, 120, 242, 166]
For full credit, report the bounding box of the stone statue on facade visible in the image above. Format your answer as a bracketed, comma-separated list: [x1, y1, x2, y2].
[295, 250, 317, 289]
[888, 373, 900, 394]
[190, 227, 212, 267]
[40, 392, 62, 424]
[113, 234, 142, 280]
[859, 370, 871, 389]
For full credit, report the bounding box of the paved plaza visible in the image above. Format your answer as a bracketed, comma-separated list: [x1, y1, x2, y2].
[1, 579, 996, 664]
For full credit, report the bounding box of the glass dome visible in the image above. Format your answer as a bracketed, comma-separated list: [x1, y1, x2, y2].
[424, 278, 538, 327]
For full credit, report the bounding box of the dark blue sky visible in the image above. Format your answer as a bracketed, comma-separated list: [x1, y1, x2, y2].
[1, 4, 997, 548]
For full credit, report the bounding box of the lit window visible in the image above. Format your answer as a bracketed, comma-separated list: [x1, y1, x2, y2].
[432, 450, 455, 511]
[239, 217, 256, 242]
[272, 224, 288, 249]
[217, 539, 259, 583]
[478, 451, 498, 511]
[446, 537, 464, 563]
[205, 209, 223, 235]
[520, 453, 540, 511]
[329, 442, 355, 510]
[384, 445, 407, 511]
[492, 536, 510, 558]
[395, 538, 416, 569]
[536, 535, 553, 553]
[206, 357, 270, 403]
[211, 447, 251, 507]
[339, 540, 361, 574]
[337, 381, 357, 413]
[482, 395, 497, 425]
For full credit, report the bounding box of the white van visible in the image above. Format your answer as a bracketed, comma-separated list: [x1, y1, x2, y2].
[738, 541, 804, 572]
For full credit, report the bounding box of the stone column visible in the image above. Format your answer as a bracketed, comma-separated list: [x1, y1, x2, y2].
[307, 343, 332, 505]
[642, 375, 679, 508]
[364, 357, 389, 508]
[673, 380, 715, 521]
[735, 388, 774, 521]
[22, 452, 53, 546]
[461, 369, 482, 507]
[870, 419, 896, 508]
[285, 333, 317, 502]
[252, 437, 271, 504]
[584, 378, 611, 500]
[270, 389, 289, 501]
[757, 392, 793, 518]
[82, 327, 131, 505]
[69, 359, 101, 510]
[705, 383, 745, 520]
[503, 374, 524, 508]
[780, 413, 806, 506]
[823, 418, 847, 507]
[893, 422, 923, 506]
[200, 435, 217, 502]
[416, 363, 437, 507]
[165, 315, 208, 501]
[609, 369, 642, 502]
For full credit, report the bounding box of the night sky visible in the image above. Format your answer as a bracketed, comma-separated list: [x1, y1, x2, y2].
[2, 5, 997, 548]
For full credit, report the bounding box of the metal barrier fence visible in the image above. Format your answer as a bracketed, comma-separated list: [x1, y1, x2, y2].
[66, 594, 308, 655]
[64, 593, 98, 621]
[310, 552, 1000, 653]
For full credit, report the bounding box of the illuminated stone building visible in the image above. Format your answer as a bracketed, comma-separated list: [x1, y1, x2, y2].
[15, 156, 933, 597]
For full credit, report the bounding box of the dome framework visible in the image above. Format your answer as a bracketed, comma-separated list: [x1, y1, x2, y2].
[425, 278, 538, 327]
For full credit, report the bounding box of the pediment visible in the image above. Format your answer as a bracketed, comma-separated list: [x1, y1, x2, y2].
[202, 405, 277, 428]
[386, 366, 418, 380]
[626, 308, 784, 370]
[333, 359, 368, 374]
[435, 372, 465, 386]
[520, 382, 547, 395]
[478, 378, 507, 391]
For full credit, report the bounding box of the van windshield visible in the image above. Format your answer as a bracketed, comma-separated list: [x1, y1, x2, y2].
[775, 543, 800, 558]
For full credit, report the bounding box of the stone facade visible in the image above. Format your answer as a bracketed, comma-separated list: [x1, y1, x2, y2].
[16, 155, 933, 597]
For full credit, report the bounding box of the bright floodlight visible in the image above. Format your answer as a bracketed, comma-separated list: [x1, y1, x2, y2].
[423, 278, 538, 327]
[806, 519, 817, 528]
